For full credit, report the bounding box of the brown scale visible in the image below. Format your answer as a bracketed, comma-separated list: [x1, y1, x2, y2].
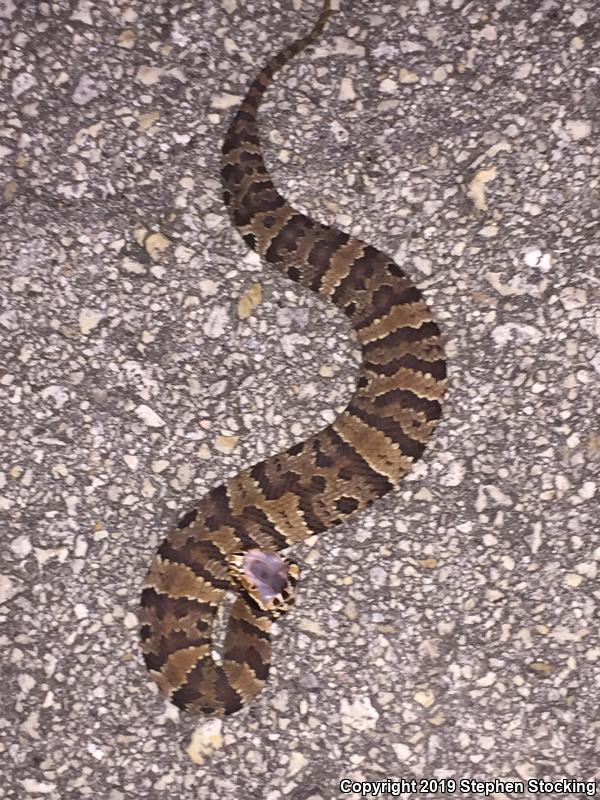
[139, 0, 447, 716]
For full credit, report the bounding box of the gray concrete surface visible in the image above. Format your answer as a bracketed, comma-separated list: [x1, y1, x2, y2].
[1, 0, 599, 798]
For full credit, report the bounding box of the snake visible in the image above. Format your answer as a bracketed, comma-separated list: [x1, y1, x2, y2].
[139, 0, 447, 716]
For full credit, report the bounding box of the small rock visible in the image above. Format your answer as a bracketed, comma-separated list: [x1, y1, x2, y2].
[145, 232, 171, 261]
[340, 696, 379, 731]
[467, 166, 497, 211]
[204, 306, 228, 338]
[135, 404, 166, 428]
[339, 77, 356, 100]
[73, 74, 100, 105]
[565, 572, 583, 588]
[492, 323, 542, 346]
[578, 481, 596, 500]
[123, 612, 138, 629]
[136, 66, 163, 86]
[199, 279, 218, 297]
[20, 780, 56, 795]
[513, 62, 532, 80]
[215, 434, 239, 454]
[528, 661, 552, 677]
[515, 763, 536, 781]
[10, 535, 32, 558]
[288, 751, 308, 777]
[0, 0, 17, 20]
[12, 72, 37, 99]
[392, 742, 412, 761]
[476, 671, 496, 687]
[238, 282, 262, 319]
[138, 110, 160, 132]
[569, 8, 587, 27]
[564, 119, 592, 141]
[379, 78, 398, 94]
[118, 29, 135, 48]
[211, 93, 242, 109]
[0, 574, 24, 604]
[414, 689, 435, 708]
[123, 454, 138, 471]
[414, 486, 433, 501]
[399, 68, 419, 84]
[479, 223, 499, 238]
[79, 309, 103, 335]
[559, 287, 587, 310]
[71, 0, 93, 24]
[187, 719, 223, 764]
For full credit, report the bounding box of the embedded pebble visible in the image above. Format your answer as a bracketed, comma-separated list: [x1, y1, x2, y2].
[559, 287, 587, 310]
[78, 309, 103, 335]
[72, 74, 101, 105]
[134, 404, 166, 428]
[0, 574, 24, 604]
[414, 689, 435, 708]
[145, 232, 171, 260]
[186, 720, 223, 765]
[215, 434, 239, 454]
[0, 0, 17, 19]
[492, 323, 542, 345]
[339, 696, 379, 731]
[399, 67, 419, 84]
[569, 8, 588, 27]
[12, 72, 37, 99]
[136, 66, 163, 86]
[10, 535, 32, 558]
[238, 282, 262, 319]
[339, 77, 356, 100]
[379, 78, 398, 94]
[564, 119, 592, 141]
[467, 166, 497, 211]
[211, 93, 243, 109]
[204, 306, 229, 338]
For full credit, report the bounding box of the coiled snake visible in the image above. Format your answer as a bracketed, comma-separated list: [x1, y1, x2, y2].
[139, 0, 446, 716]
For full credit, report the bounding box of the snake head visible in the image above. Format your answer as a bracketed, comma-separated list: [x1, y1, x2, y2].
[227, 548, 300, 618]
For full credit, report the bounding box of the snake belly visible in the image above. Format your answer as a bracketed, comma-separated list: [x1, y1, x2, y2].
[139, 0, 447, 717]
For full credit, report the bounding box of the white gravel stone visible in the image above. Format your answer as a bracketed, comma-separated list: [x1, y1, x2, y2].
[0, 574, 24, 604]
[564, 119, 592, 141]
[559, 287, 587, 310]
[0, 0, 17, 19]
[73, 603, 89, 620]
[72, 74, 100, 105]
[204, 306, 229, 338]
[12, 72, 37, 99]
[339, 77, 356, 100]
[569, 8, 588, 27]
[134, 404, 166, 428]
[211, 92, 243, 109]
[340, 696, 379, 731]
[10, 535, 32, 558]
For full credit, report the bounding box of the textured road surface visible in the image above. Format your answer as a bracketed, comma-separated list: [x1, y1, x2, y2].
[1, 0, 599, 798]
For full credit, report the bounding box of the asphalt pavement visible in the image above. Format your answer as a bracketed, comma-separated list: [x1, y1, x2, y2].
[1, 0, 599, 798]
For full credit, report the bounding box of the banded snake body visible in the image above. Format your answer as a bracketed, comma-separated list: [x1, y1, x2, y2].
[139, 0, 447, 716]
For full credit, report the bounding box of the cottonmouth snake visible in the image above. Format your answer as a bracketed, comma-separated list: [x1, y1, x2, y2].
[139, 0, 447, 716]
